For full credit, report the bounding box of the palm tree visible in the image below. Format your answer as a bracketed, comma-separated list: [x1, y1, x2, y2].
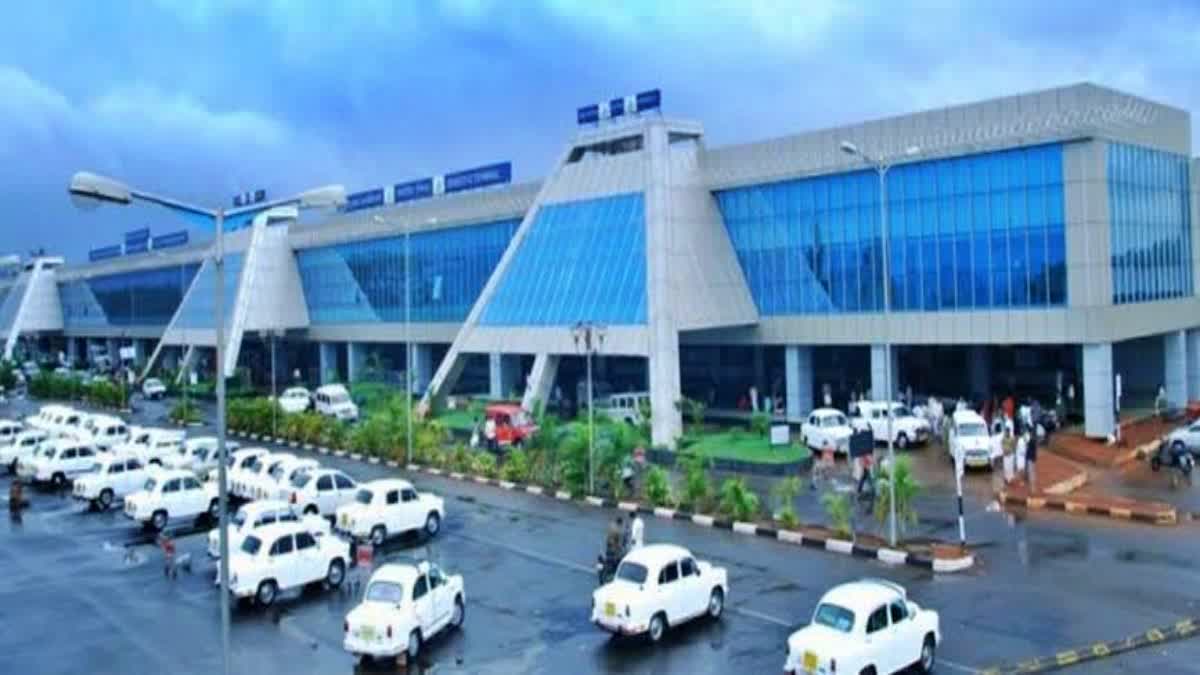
[874, 456, 921, 537]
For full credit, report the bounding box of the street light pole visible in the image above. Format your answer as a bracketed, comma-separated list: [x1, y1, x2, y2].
[404, 221, 412, 467]
[840, 141, 918, 548]
[212, 208, 231, 675]
[572, 322, 605, 495]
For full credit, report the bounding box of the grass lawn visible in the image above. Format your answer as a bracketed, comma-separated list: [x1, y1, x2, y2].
[437, 408, 482, 432]
[684, 431, 811, 464]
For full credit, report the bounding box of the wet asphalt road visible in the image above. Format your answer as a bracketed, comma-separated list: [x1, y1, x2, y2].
[3, 396, 1200, 674]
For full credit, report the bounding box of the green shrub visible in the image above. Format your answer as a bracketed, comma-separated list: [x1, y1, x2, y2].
[771, 476, 804, 529]
[874, 456, 921, 536]
[0, 361, 16, 391]
[642, 465, 673, 507]
[822, 491, 852, 539]
[470, 452, 498, 479]
[749, 411, 771, 438]
[501, 448, 532, 483]
[718, 477, 761, 522]
[169, 399, 202, 425]
[447, 444, 472, 473]
[677, 453, 713, 512]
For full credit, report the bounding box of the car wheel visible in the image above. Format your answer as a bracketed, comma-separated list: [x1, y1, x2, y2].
[647, 612, 666, 643]
[256, 580, 277, 607]
[451, 595, 465, 629]
[98, 488, 114, 510]
[151, 510, 168, 531]
[707, 588, 724, 619]
[919, 634, 936, 673]
[304, 505, 319, 516]
[370, 525, 387, 547]
[208, 498, 221, 521]
[859, 668, 877, 675]
[895, 433, 909, 450]
[7, 459, 16, 475]
[51, 473, 67, 489]
[406, 630, 421, 662]
[424, 512, 441, 538]
[326, 559, 345, 589]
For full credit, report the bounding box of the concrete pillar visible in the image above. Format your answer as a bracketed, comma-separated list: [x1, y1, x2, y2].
[1083, 343, 1116, 438]
[785, 345, 813, 421]
[162, 345, 179, 372]
[596, 355, 609, 384]
[347, 342, 368, 383]
[409, 343, 434, 394]
[967, 345, 992, 400]
[106, 338, 119, 362]
[66, 337, 79, 367]
[319, 342, 338, 384]
[521, 353, 561, 411]
[488, 353, 522, 399]
[752, 345, 765, 389]
[1187, 328, 1200, 403]
[1164, 330, 1187, 408]
[133, 339, 147, 368]
[870, 344, 899, 401]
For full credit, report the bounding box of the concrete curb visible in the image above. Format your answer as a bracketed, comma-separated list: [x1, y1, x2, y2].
[228, 427, 975, 573]
[1000, 491, 1177, 525]
[980, 617, 1199, 674]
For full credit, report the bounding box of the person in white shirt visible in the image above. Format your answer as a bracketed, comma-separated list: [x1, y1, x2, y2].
[629, 513, 644, 550]
[484, 417, 497, 452]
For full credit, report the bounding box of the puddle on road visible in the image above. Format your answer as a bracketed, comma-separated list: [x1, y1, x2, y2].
[1114, 549, 1197, 570]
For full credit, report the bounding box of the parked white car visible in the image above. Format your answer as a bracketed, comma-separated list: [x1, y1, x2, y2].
[344, 562, 465, 664]
[78, 414, 130, 451]
[56, 410, 92, 440]
[591, 544, 727, 642]
[124, 469, 220, 530]
[163, 436, 240, 475]
[73, 455, 151, 510]
[223, 446, 270, 489]
[800, 408, 854, 454]
[314, 384, 359, 422]
[1163, 419, 1200, 456]
[288, 468, 359, 516]
[849, 401, 931, 449]
[256, 457, 320, 502]
[244, 454, 309, 501]
[25, 404, 73, 433]
[141, 377, 167, 400]
[117, 427, 186, 466]
[234, 452, 295, 501]
[0, 418, 22, 447]
[784, 578, 940, 675]
[1, 429, 50, 474]
[599, 392, 650, 425]
[948, 409, 993, 468]
[334, 479, 444, 546]
[277, 387, 312, 415]
[207, 500, 330, 559]
[22, 438, 101, 487]
[226, 521, 350, 608]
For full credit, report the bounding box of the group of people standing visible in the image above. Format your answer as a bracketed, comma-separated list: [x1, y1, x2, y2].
[983, 394, 1042, 494]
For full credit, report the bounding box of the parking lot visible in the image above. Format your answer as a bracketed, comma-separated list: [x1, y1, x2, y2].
[4, 396, 1200, 674]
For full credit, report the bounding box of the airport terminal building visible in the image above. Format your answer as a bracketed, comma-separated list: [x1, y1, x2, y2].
[1, 83, 1197, 445]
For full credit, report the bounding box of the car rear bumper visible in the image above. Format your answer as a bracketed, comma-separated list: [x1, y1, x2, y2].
[343, 636, 404, 657]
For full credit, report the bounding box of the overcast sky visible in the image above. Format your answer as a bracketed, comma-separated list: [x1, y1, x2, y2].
[1, 0, 1197, 262]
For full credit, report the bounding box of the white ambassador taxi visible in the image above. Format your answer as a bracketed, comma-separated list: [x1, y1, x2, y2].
[1, 428, 50, 474]
[73, 455, 151, 510]
[343, 561, 465, 665]
[591, 544, 727, 643]
[226, 520, 350, 608]
[784, 578, 940, 675]
[208, 499, 330, 559]
[334, 479, 444, 546]
[124, 469, 220, 531]
[948, 409, 993, 468]
[800, 408, 855, 454]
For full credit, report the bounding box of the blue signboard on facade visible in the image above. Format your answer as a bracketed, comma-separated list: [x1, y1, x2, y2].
[124, 240, 148, 255]
[345, 188, 385, 213]
[444, 162, 512, 194]
[635, 89, 661, 112]
[124, 228, 150, 246]
[233, 189, 267, 208]
[89, 245, 122, 262]
[608, 97, 626, 118]
[393, 178, 435, 203]
[577, 104, 600, 125]
[151, 230, 189, 249]
[578, 89, 661, 126]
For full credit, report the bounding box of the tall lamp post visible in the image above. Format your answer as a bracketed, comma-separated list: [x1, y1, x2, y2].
[838, 141, 918, 548]
[261, 329, 284, 437]
[68, 172, 345, 675]
[571, 321, 606, 495]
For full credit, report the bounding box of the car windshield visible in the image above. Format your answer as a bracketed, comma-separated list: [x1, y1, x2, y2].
[365, 581, 405, 604]
[958, 422, 987, 437]
[615, 561, 648, 584]
[822, 415, 846, 428]
[269, 464, 288, 480]
[291, 472, 313, 489]
[331, 393, 350, 405]
[891, 405, 912, 417]
[233, 510, 248, 527]
[146, 379, 162, 387]
[248, 458, 265, 472]
[240, 536, 262, 555]
[144, 478, 157, 492]
[812, 603, 855, 633]
[355, 489, 374, 505]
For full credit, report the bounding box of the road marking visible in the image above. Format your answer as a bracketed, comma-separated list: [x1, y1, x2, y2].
[730, 606, 791, 628]
[939, 658, 982, 673]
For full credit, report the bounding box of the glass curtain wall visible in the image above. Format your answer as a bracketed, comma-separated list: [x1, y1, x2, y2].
[60, 263, 200, 328]
[716, 142, 1067, 314]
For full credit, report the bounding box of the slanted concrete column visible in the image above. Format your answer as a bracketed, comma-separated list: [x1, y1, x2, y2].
[785, 345, 813, 421]
[347, 342, 368, 383]
[870, 344, 899, 401]
[409, 343, 434, 394]
[521, 353, 561, 411]
[1187, 328, 1200, 403]
[66, 337, 79, 367]
[967, 345, 991, 400]
[1164, 330, 1188, 409]
[319, 342, 338, 384]
[1083, 342, 1115, 438]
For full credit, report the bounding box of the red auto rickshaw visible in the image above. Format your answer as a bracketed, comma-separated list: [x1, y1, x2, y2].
[485, 403, 538, 449]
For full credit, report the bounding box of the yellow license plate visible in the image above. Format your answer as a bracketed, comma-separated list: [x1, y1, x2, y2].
[358, 625, 375, 640]
[604, 602, 615, 617]
[340, 514, 348, 527]
[803, 651, 818, 672]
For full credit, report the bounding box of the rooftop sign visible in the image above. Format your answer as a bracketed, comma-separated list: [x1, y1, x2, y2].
[88, 245, 122, 262]
[578, 89, 661, 125]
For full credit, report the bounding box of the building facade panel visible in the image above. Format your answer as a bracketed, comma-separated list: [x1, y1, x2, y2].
[60, 263, 200, 329]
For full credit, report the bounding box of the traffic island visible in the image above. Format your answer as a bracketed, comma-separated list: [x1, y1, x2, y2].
[999, 489, 1177, 525]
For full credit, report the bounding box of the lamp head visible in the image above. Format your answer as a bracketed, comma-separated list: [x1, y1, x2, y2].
[68, 172, 132, 210]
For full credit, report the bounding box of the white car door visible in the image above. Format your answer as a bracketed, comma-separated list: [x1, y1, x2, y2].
[679, 557, 705, 618]
[862, 604, 894, 673]
[295, 530, 325, 583]
[181, 476, 207, 515]
[427, 564, 451, 631]
[123, 460, 146, 495]
[71, 447, 98, 477]
[1188, 423, 1200, 452]
[161, 477, 184, 515]
[333, 473, 357, 511]
[656, 560, 684, 624]
[411, 574, 436, 635]
[889, 599, 921, 669]
[315, 474, 337, 514]
[268, 534, 299, 589]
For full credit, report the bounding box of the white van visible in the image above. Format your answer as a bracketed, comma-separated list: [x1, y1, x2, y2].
[600, 392, 650, 425]
[314, 384, 359, 422]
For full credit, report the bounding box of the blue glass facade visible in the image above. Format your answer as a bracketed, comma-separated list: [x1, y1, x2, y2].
[174, 255, 244, 329]
[715, 143, 1067, 314]
[480, 192, 647, 326]
[1107, 142, 1194, 304]
[60, 264, 201, 328]
[297, 218, 521, 324]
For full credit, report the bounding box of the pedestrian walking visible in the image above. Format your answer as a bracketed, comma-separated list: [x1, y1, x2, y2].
[484, 415, 497, 452]
[1002, 394, 1015, 424]
[990, 423, 1005, 495]
[1001, 426, 1017, 485]
[811, 438, 835, 490]
[1025, 427, 1038, 493]
[629, 513, 644, 550]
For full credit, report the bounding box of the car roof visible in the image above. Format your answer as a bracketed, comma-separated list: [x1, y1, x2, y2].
[264, 452, 297, 464]
[952, 410, 985, 423]
[819, 579, 908, 614]
[622, 543, 693, 568]
[248, 520, 313, 541]
[48, 437, 91, 450]
[239, 499, 289, 516]
[811, 407, 845, 416]
[316, 384, 349, 394]
[369, 563, 426, 586]
[361, 478, 414, 492]
[283, 386, 309, 394]
[150, 468, 196, 482]
[232, 447, 269, 458]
